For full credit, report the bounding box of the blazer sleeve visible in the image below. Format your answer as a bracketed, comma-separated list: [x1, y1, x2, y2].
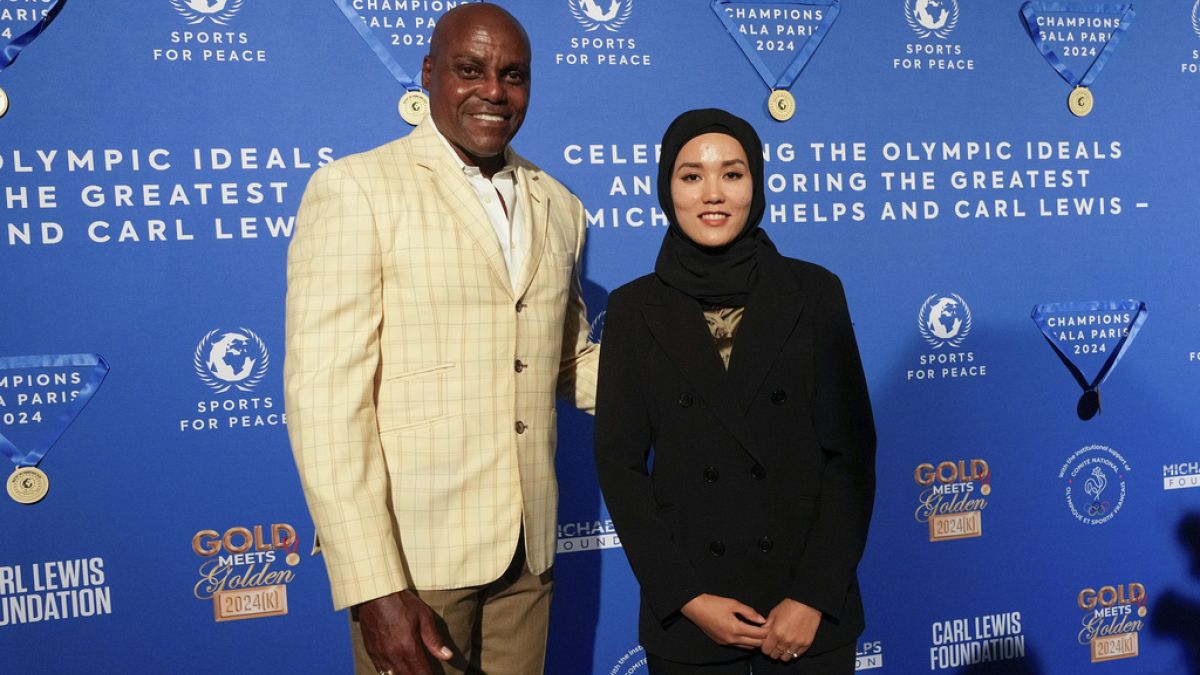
[788, 272, 876, 619]
[594, 289, 705, 625]
[556, 194, 600, 413]
[284, 162, 410, 610]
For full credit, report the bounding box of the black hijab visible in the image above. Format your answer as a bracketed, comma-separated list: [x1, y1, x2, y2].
[654, 108, 771, 307]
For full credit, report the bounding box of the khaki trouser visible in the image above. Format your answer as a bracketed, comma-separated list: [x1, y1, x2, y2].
[350, 541, 553, 675]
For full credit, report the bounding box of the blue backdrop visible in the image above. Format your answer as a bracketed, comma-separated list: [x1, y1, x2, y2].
[3, 1, 1199, 673]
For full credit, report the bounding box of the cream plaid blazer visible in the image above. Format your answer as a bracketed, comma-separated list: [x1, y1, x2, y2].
[284, 120, 599, 610]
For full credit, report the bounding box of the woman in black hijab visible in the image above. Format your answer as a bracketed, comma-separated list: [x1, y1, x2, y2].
[594, 109, 876, 674]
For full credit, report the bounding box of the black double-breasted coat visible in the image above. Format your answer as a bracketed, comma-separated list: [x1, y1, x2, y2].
[594, 249, 876, 666]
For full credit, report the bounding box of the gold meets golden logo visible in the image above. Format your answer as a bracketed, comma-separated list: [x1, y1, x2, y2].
[191, 523, 301, 622]
[1077, 583, 1146, 662]
[914, 459, 990, 541]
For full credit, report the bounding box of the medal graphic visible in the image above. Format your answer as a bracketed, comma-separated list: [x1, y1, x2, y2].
[710, 0, 840, 122]
[1031, 301, 1146, 420]
[333, 0, 479, 125]
[0, 0, 70, 120]
[1020, 2, 1135, 117]
[0, 354, 109, 504]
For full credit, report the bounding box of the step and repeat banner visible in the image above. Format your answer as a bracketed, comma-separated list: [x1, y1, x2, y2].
[3, 1, 1199, 673]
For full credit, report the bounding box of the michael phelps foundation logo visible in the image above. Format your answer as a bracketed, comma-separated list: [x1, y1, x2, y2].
[1059, 445, 1130, 526]
[914, 459, 990, 542]
[905, 0, 958, 39]
[1077, 582, 1147, 663]
[192, 523, 301, 622]
[569, 0, 633, 32]
[170, 0, 243, 25]
[856, 640, 884, 670]
[194, 328, 269, 394]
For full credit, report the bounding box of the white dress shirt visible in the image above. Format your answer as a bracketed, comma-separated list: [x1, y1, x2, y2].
[431, 120, 527, 291]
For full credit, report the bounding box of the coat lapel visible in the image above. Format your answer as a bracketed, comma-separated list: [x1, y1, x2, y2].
[642, 282, 763, 463]
[727, 253, 805, 412]
[512, 158, 548, 301]
[410, 121, 514, 298]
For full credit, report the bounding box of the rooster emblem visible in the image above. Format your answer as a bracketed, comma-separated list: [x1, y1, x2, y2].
[1083, 467, 1108, 501]
[171, 0, 244, 26]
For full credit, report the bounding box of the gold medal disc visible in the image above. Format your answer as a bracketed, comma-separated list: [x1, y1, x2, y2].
[285, 552, 300, 566]
[1068, 86, 1093, 117]
[398, 90, 429, 126]
[768, 89, 795, 122]
[0, 87, 9, 119]
[7, 466, 49, 504]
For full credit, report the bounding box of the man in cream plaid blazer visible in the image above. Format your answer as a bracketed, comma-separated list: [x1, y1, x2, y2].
[284, 5, 598, 674]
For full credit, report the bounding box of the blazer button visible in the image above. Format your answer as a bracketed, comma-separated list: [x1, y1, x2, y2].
[678, 392, 694, 408]
[709, 540, 726, 557]
[757, 536, 774, 552]
[515, 301, 526, 313]
[770, 389, 787, 405]
[750, 464, 766, 480]
[703, 466, 720, 483]
[515, 421, 526, 434]
[514, 359, 525, 373]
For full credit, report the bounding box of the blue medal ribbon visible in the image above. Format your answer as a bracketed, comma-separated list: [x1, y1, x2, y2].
[710, 0, 840, 93]
[1, 0, 68, 74]
[331, 0, 465, 95]
[0, 354, 109, 469]
[1030, 300, 1146, 407]
[1020, 2, 1135, 90]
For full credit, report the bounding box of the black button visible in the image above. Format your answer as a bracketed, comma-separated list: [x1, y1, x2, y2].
[514, 360, 525, 373]
[757, 536, 774, 552]
[515, 421, 526, 434]
[751, 464, 766, 480]
[678, 392, 694, 408]
[770, 389, 787, 405]
[703, 466, 720, 483]
[709, 540, 726, 557]
[516, 301, 526, 312]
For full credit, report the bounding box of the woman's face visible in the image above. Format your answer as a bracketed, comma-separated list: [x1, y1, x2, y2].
[669, 133, 753, 248]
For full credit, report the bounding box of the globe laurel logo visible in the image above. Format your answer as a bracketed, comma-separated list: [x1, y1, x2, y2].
[569, 0, 633, 33]
[194, 328, 269, 393]
[905, 0, 958, 39]
[170, 0, 243, 26]
[1192, 1, 1200, 39]
[588, 310, 606, 344]
[918, 293, 972, 349]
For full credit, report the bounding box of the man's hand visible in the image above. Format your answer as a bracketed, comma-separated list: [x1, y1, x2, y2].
[679, 594, 769, 649]
[358, 590, 454, 675]
[760, 598, 821, 662]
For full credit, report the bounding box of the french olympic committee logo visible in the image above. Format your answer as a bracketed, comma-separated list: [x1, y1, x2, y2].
[919, 294, 971, 349]
[194, 328, 269, 394]
[569, 0, 633, 32]
[905, 0, 958, 39]
[1059, 445, 1130, 526]
[171, 0, 243, 25]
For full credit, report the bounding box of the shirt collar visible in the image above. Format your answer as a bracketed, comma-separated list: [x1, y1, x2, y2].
[430, 117, 516, 178]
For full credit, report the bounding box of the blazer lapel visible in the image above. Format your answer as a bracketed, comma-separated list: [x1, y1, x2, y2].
[512, 159, 548, 301]
[410, 122, 513, 298]
[727, 253, 805, 412]
[643, 282, 763, 463]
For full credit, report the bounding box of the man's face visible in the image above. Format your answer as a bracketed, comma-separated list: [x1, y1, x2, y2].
[422, 11, 531, 167]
